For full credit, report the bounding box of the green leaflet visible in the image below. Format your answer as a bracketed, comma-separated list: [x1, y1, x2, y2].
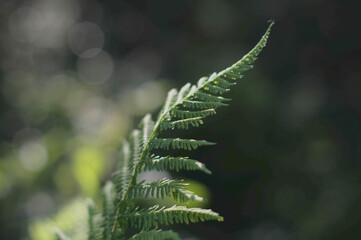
[80, 22, 273, 240]
[169, 109, 216, 119]
[102, 182, 116, 240]
[113, 140, 132, 198]
[159, 117, 204, 131]
[128, 178, 204, 202]
[176, 83, 192, 104]
[139, 114, 155, 148]
[193, 92, 231, 102]
[87, 199, 103, 240]
[158, 89, 178, 121]
[150, 138, 215, 151]
[139, 156, 211, 174]
[123, 205, 223, 229]
[203, 82, 230, 94]
[181, 100, 228, 109]
[130, 130, 142, 170]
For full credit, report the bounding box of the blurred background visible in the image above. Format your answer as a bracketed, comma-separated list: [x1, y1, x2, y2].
[0, 0, 360, 239]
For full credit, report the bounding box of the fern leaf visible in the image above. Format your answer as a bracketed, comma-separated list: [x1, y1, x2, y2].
[129, 178, 203, 202]
[102, 182, 116, 239]
[113, 140, 132, 198]
[158, 89, 178, 120]
[86, 22, 273, 239]
[123, 205, 223, 229]
[150, 138, 215, 151]
[129, 129, 143, 174]
[197, 76, 208, 87]
[213, 78, 237, 88]
[193, 92, 231, 102]
[159, 117, 204, 131]
[202, 82, 230, 94]
[140, 114, 155, 148]
[169, 109, 216, 119]
[139, 156, 211, 174]
[128, 229, 181, 240]
[176, 83, 191, 103]
[181, 100, 228, 109]
[87, 199, 103, 240]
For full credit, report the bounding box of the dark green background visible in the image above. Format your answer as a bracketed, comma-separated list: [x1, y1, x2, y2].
[1, 0, 360, 239]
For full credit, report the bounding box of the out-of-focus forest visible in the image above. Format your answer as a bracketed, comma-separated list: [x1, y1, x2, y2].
[0, 0, 360, 239]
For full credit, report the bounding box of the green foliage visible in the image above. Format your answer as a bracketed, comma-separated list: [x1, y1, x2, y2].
[123, 205, 223, 229]
[128, 179, 204, 202]
[139, 155, 212, 174]
[56, 22, 273, 239]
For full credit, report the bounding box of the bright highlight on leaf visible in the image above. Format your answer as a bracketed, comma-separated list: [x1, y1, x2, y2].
[55, 22, 273, 240]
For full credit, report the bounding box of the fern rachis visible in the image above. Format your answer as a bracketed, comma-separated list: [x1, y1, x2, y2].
[56, 22, 273, 240]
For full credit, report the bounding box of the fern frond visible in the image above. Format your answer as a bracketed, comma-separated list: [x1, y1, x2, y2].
[113, 140, 132, 198]
[84, 22, 273, 240]
[129, 229, 181, 240]
[139, 114, 155, 148]
[130, 130, 143, 173]
[123, 205, 223, 229]
[128, 178, 203, 202]
[150, 138, 215, 151]
[87, 199, 103, 240]
[139, 155, 211, 174]
[102, 182, 116, 239]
